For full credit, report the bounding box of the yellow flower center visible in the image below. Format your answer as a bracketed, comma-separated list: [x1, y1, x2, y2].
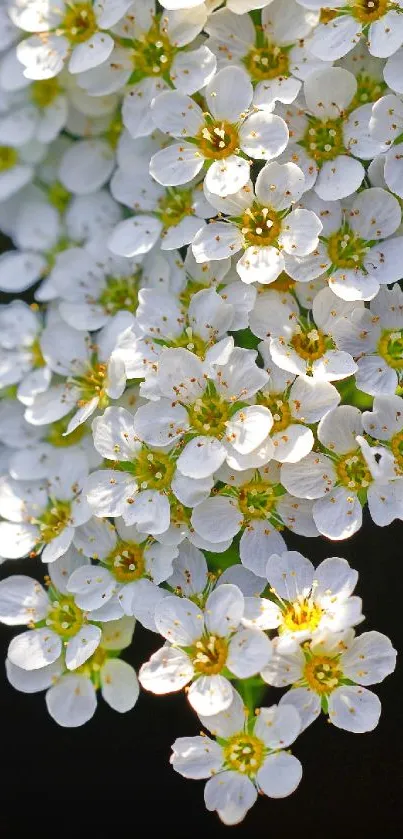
[61, 2, 97, 44]
[74, 361, 108, 408]
[198, 120, 240, 160]
[377, 329, 403, 370]
[351, 0, 389, 23]
[187, 391, 231, 437]
[336, 449, 372, 490]
[303, 118, 345, 164]
[281, 599, 323, 633]
[170, 328, 209, 358]
[179, 280, 207, 309]
[37, 499, 72, 544]
[157, 188, 194, 230]
[132, 22, 174, 77]
[350, 73, 386, 110]
[107, 541, 145, 583]
[391, 430, 403, 472]
[291, 327, 327, 361]
[238, 480, 277, 520]
[0, 146, 18, 172]
[48, 181, 71, 212]
[304, 653, 342, 695]
[241, 203, 282, 247]
[134, 448, 175, 491]
[45, 415, 88, 448]
[99, 274, 140, 315]
[224, 733, 265, 775]
[258, 393, 291, 433]
[243, 43, 289, 82]
[76, 646, 109, 684]
[31, 78, 61, 108]
[327, 227, 369, 270]
[46, 595, 83, 639]
[192, 634, 228, 675]
[265, 271, 296, 293]
[30, 337, 46, 369]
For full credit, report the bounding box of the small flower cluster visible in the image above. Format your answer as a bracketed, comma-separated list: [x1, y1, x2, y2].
[0, 0, 400, 825]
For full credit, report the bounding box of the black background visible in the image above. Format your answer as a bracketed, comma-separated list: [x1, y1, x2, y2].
[0, 514, 401, 833]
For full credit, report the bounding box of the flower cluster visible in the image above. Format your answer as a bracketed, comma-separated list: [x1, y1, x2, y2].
[0, 0, 400, 825]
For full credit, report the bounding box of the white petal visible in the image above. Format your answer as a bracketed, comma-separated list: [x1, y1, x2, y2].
[342, 631, 396, 686]
[171, 735, 223, 779]
[204, 772, 257, 826]
[59, 140, 115, 195]
[257, 752, 302, 798]
[266, 550, 313, 600]
[69, 32, 114, 74]
[237, 246, 285, 286]
[150, 142, 204, 187]
[101, 658, 139, 712]
[255, 161, 305, 210]
[155, 595, 204, 645]
[8, 628, 62, 671]
[177, 436, 227, 479]
[65, 624, 102, 671]
[227, 627, 272, 677]
[170, 45, 217, 95]
[205, 66, 252, 122]
[315, 157, 364, 202]
[0, 576, 48, 625]
[281, 452, 336, 499]
[191, 496, 241, 542]
[6, 657, 63, 693]
[313, 487, 362, 540]
[192, 222, 243, 263]
[239, 113, 288, 160]
[254, 703, 301, 749]
[167, 542, 208, 596]
[198, 688, 246, 738]
[240, 524, 287, 577]
[328, 685, 381, 733]
[139, 646, 194, 694]
[0, 521, 38, 559]
[205, 584, 244, 636]
[151, 90, 204, 137]
[317, 404, 362, 453]
[108, 216, 162, 257]
[204, 155, 250, 198]
[279, 687, 321, 731]
[46, 674, 97, 727]
[188, 674, 233, 715]
[279, 209, 322, 257]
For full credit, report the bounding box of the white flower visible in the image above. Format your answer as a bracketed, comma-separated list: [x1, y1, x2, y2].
[5, 615, 138, 726]
[191, 461, 318, 576]
[257, 341, 341, 457]
[243, 550, 363, 640]
[108, 178, 213, 257]
[307, 0, 403, 60]
[206, 2, 320, 109]
[0, 574, 104, 671]
[192, 164, 322, 285]
[262, 627, 396, 733]
[171, 689, 302, 825]
[24, 317, 129, 434]
[283, 67, 388, 200]
[131, 346, 273, 478]
[76, 2, 216, 102]
[263, 286, 358, 381]
[0, 450, 92, 562]
[332, 285, 403, 396]
[0, 299, 52, 399]
[150, 66, 289, 196]
[13, 0, 133, 80]
[358, 396, 403, 524]
[86, 405, 214, 537]
[68, 517, 178, 629]
[139, 584, 272, 715]
[286, 188, 403, 301]
[281, 403, 403, 539]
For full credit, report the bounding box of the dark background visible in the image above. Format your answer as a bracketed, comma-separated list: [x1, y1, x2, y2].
[0, 515, 401, 833]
